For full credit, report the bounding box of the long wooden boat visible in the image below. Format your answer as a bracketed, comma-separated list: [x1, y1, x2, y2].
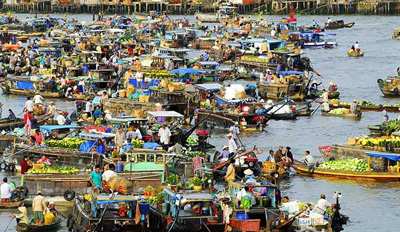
[325, 20, 355, 29]
[1, 86, 62, 98]
[16, 212, 63, 232]
[329, 104, 400, 112]
[0, 200, 23, 208]
[0, 118, 25, 131]
[293, 164, 400, 182]
[377, 76, 400, 97]
[322, 111, 362, 119]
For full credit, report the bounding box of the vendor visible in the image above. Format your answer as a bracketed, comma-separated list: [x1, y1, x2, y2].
[224, 159, 235, 187]
[37, 155, 51, 166]
[312, 194, 331, 215]
[219, 146, 230, 161]
[299, 151, 315, 173]
[12, 206, 28, 224]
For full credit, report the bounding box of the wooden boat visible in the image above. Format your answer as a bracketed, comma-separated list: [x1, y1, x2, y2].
[1, 87, 62, 98]
[16, 212, 63, 232]
[377, 76, 400, 97]
[3, 44, 21, 51]
[348, 49, 364, 57]
[329, 104, 400, 112]
[1, 77, 63, 98]
[293, 164, 400, 182]
[0, 118, 25, 131]
[393, 28, 400, 40]
[325, 20, 355, 30]
[0, 200, 23, 208]
[322, 111, 362, 119]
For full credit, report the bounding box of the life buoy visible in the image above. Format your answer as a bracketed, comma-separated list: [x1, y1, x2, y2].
[18, 186, 28, 198]
[63, 190, 76, 201]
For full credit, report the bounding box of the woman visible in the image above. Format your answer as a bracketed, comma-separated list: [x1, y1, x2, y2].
[93, 106, 102, 120]
[7, 109, 17, 120]
[24, 110, 33, 137]
[37, 155, 51, 166]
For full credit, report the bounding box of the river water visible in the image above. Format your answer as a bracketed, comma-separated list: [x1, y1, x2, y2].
[0, 14, 399, 231]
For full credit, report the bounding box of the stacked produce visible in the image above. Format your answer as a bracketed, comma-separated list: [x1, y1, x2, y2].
[131, 139, 144, 148]
[186, 136, 199, 147]
[27, 166, 80, 174]
[331, 99, 400, 108]
[273, 47, 290, 53]
[357, 136, 400, 151]
[241, 55, 269, 63]
[45, 138, 87, 149]
[319, 158, 368, 172]
[187, 151, 205, 157]
[329, 108, 348, 114]
[381, 120, 400, 134]
[143, 70, 176, 79]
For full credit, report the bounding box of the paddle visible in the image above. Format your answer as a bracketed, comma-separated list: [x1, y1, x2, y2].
[311, 102, 323, 115]
[53, 208, 66, 219]
[4, 218, 13, 232]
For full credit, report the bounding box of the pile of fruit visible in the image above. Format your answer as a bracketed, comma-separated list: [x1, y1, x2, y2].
[187, 151, 205, 157]
[331, 99, 400, 108]
[319, 158, 368, 172]
[358, 136, 400, 149]
[330, 99, 340, 105]
[186, 136, 199, 147]
[45, 138, 87, 149]
[27, 166, 80, 174]
[143, 70, 176, 79]
[273, 47, 290, 53]
[329, 108, 347, 114]
[131, 139, 144, 148]
[241, 56, 269, 63]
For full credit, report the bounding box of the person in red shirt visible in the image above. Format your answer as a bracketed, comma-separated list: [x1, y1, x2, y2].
[20, 156, 30, 174]
[24, 110, 33, 137]
[33, 130, 42, 145]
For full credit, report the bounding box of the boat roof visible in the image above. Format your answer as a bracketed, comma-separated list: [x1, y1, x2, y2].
[365, 152, 400, 162]
[40, 125, 82, 132]
[147, 111, 183, 118]
[164, 188, 215, 201]
[199, 61, 220, 66]
[281, 71, 304, 75]
[79, 132, 115, 139]
[106, 117, 148, 123]
[194, 83, 223, 92]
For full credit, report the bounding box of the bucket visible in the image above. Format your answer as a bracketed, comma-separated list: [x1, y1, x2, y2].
[139, 95, 150, 103]
[97, 145, 105, 154]
[116, 163, 124, 173]
[236, 212, 249, 220]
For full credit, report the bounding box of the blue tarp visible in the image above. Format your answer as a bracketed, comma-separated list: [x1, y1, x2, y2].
[79, 141, 96, 152]
[40, 125, 81, 132]
[17, 81, 35, 90]
[365, 152, 400, 162]
[169, 68, 206, 75]
[143, 142, 161, 150]
[281, 71, 304, 75]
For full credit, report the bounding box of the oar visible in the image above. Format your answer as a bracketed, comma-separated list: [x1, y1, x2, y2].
[311, 103, 323, 115]
[4, 218, 13, 232]
[54, 208, 66, 219]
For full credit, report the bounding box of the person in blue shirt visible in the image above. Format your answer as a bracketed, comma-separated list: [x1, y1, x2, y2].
[265, 150, 275, 162]
[88, 165, 102, 193]
[276, 63, 282, 82]
[203, 52, 209, 61]
[93, 106, 102, 120]
[246, 84, 257, 98]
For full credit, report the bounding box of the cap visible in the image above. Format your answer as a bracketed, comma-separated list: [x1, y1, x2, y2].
[227, 134, 232, 137]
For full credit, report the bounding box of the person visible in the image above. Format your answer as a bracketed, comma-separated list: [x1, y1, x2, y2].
[104, 110, 112, 120]
[265, 150, 275, 162]
[276, 63, 282, 82]
[310, 80, 322, 94]
[327, 17, 332, 23]
[85, 100, 93, 117]
[88, 164, 102, 193]
[354, 41, 359, 51]
[56, 113, 67, 125]
[32, 190, 47, 225]
[312, 194, 331, 215]
[115, 128, 126, 149]
[299, 151, 315, 173]
[46, 101, 57, 119]
[328, 81, 337, 92]
[350, 100, 359, 114]
[227, 134, 238, 154]
[219, 146, 230, 161]
[275, 146, 284, 163]
[284, 147, 293, 163]
[93, 105, 102, 120]
[100, 91, 108, 106]
[33, 129, 42, 145]
[224, 158, 235, 184]
[229, 122, 240, 146]
[382, 108, 389, 123]
[321, 89, 329, 112]
[1, 178, 13, 202]
[117, 107, 126, 117]
[37, 155, 51, 166]
[132, 125, 142, 140]
[78, 77, 85, 94]
[24, 97, 34, 112]
[102, 163, 117, 182]
[0, 102, 3, 118]
[271, 28, 276, 37]
[24, 110, 33, 137]
[7, 109, 17, 120]
[12, 206, 28, 224]
[158, 123, 171, 148]
[20, 156, 30, 174]
[135, 69, 144, 88]
[33, 93, 44, 106]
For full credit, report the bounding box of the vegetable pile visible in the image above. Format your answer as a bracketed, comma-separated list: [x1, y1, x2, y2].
[27, 166, 80, 174]
[329, 108, 347, 114]
[45, 138, 87, 149]
[331, 99, 400, 108]
[131, 139, 144, 148]
[319, 158, 368, 172]
[186, 136, 199, 147]
[381, 120, 400, 134]
[187, 151, 205, 158]
[241, 56, 269, 63]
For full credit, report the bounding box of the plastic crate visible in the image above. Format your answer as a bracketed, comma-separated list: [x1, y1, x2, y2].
[230, 219, 260, 232]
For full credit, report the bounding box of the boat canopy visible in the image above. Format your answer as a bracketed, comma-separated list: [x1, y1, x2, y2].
[40, 125, 82, 132]
[79, 132, 115, 140]
[164, 188, 215, 201]
[194, 83, 223, 92]
[147, 111, 183, 118]
[199, 61, 220, 66]
[281, 71, 304, 75]
[365, 152, 400, 162]
[106, 117, 147, 124]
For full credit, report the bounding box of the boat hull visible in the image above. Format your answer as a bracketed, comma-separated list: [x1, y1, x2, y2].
[321, 111, 361, 119]
[0, 200, 23, 208]
[329, 104, 400, 112]
[1, 86, 62, 98]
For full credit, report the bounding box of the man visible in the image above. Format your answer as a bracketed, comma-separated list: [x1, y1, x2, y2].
[382, 108, 389, 123]
[132, 125, 142, 140]
[328, 82, 337, 92]
[327, 17, 332, 23]
[227, 134, 238, 154]
[32, 190, 47, 225]
[350, 100, 359, 114]
[158, 123, 172, 149]
[33, 93, 44, 106]
[265, 150, 275, 162]
[85, 100, 93, 117]
[135, 69, 144, 88]
[321, 89, 329, 112]
[275, 146, 284, 163]
[229, 122, 240, 146]
[299, 150, 315, 173]
[1, 178, 13, 202]
[46, 101, 57, 119]
[312, 194, 331, 215]
[24, 97, 34, 113]
[56, 113, 67, 125]
[117, 107, 126, 117]
[100, 91, 108, 106]
[115, 128, 126, 149]
[88, 164, 102, 193]
[102, 163, 117, 182]
[169, 141, 183, 154]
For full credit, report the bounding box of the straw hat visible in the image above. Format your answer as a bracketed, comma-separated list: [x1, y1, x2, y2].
[266, 99, 274, 104]
[223, 145, 228, 150]
[329, 81, 334, 85]
[37, 190, 42, 194]
[155, 103, 162, 107]
[244, 169, 253, 175]
[104, 109, 111, 114]
[18, 206, 28, 214]
[312, 80, 317, 84]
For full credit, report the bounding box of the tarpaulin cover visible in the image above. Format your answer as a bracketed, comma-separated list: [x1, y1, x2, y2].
[365, 152, 400, 162]
[17, 81, 35, 90]
[79, 141, 96, 152]
[143, 142, 161, 150]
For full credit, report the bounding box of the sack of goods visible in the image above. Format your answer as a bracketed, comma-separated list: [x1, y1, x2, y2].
[107, 176, 133, 195]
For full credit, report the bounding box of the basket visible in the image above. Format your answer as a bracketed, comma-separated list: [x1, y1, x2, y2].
[119, 90, 127, 98]
[235, 91, 245, 99]
[108, 176, 133, 195]
[64, 60, 73, 67]
[139, 95, 150, 103]
[262, 161, 276, 173]
[33, 163, 44, 170]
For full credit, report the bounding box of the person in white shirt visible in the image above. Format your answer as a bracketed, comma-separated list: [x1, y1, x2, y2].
[271, 28, 276, 37]
[85, 100, 93, 117]
[135, 69, 144, 88]
[134, 126, 142, 140]
[24, 97, 34, 112]
[104, 110, 112, 120]
[56, 114, 66, 125]
[354, 41, 359, 51]
[327, 17, 332, 23]
[227, 134, 238, 154]
[102, 164, 117, 182]
[33, 93, 44, 105]
[312, 194, 331, 215]
[299, 150, 315, 172]
[158, 123, 171, 147]
[0, 178, 13, 201]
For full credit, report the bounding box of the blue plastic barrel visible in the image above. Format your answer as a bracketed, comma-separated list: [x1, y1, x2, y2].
[116, 163, 123, 173]
[97, 145, 105, 154]
[236, 212, 249, 220]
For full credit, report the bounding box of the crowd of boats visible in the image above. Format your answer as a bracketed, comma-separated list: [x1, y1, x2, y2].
[0, 6, 399, 232]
